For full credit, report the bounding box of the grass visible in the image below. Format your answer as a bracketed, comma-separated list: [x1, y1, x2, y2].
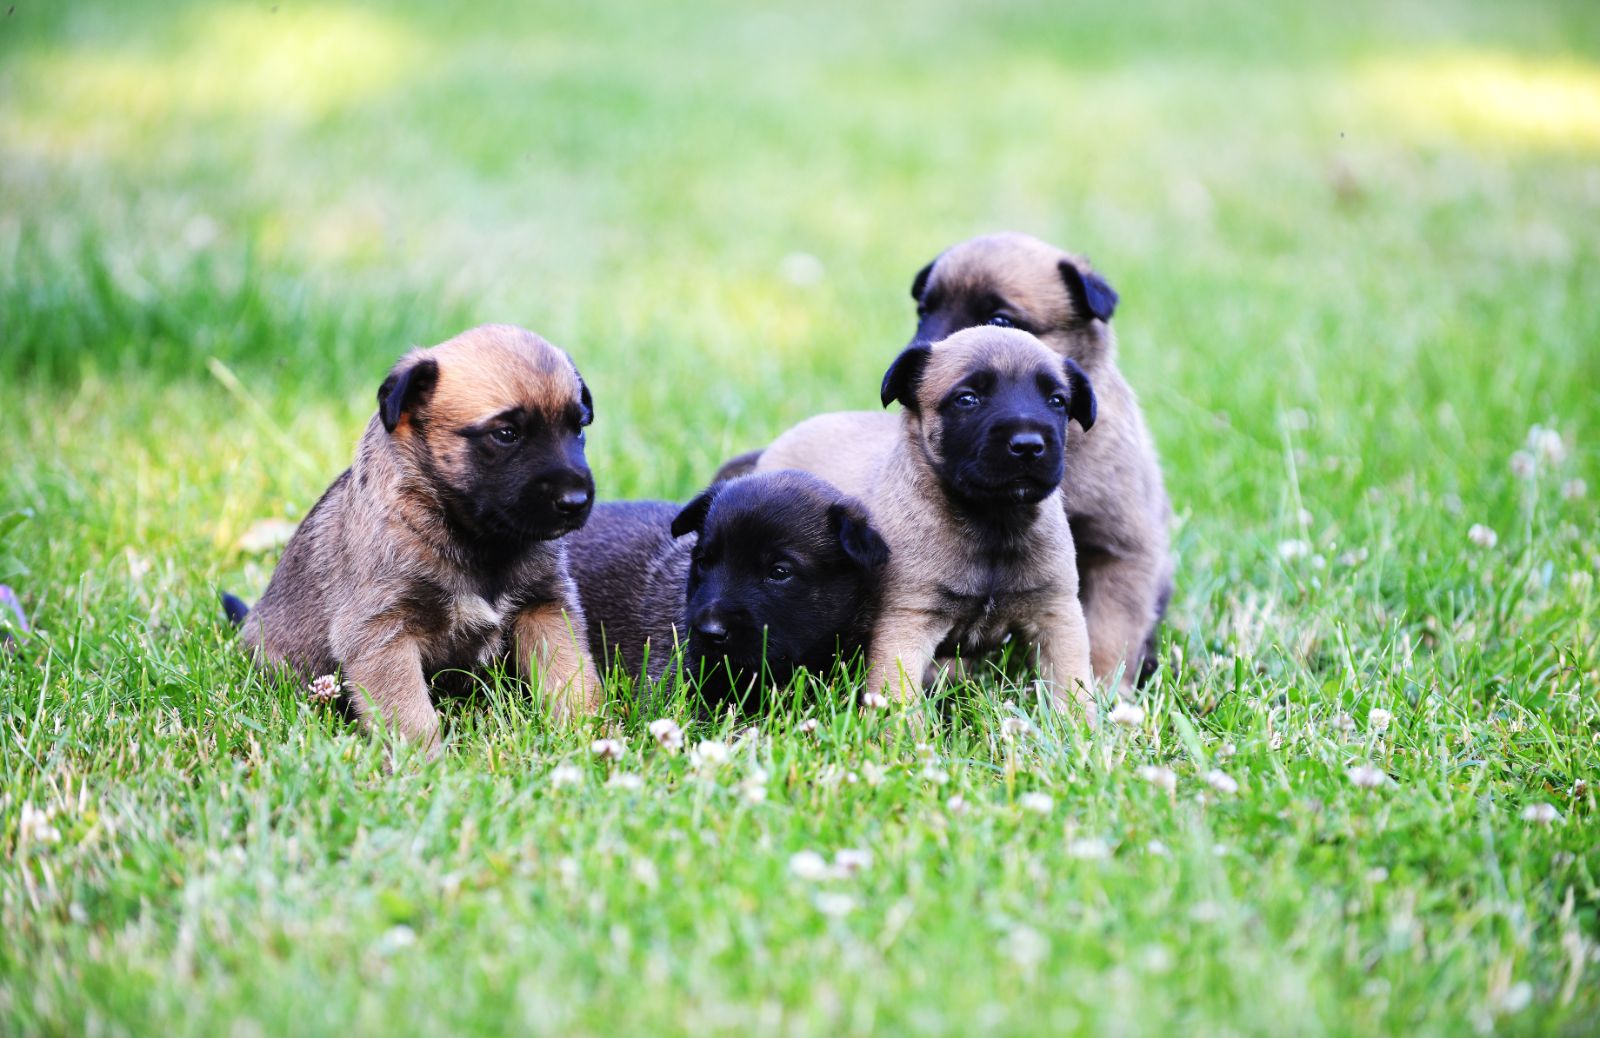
[2, 0, 1598, 1034]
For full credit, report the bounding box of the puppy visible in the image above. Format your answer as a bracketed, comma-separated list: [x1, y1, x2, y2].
[755, 327, 1098, 711]
[224, 324, 602, 751]
[719, 232, 1172, 687]
[565, 471, 888, 707]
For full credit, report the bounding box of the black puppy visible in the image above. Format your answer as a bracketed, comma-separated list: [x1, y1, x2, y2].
[565, 470, 889, 706]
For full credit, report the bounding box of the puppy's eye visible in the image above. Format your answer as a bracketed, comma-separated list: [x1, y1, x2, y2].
[767, 561, 794, 583]
[490, 427, 520, 445]
[1047, 393, 1069, 410]
[953, 391, 980, 409]
[986, 314, 1014, 328]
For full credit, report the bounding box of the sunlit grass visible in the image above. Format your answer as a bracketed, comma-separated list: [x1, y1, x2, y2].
[1360, 50, 1600, 149]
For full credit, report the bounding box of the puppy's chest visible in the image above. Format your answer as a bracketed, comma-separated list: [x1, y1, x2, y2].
[933, 565, 1057, 656]
[419, 591, 517, 668]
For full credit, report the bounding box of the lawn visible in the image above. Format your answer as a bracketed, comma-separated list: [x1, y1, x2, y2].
[2, 0, 1598, 1034]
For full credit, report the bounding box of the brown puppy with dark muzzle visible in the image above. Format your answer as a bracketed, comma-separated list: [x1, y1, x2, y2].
[222, 324, 603, 753]
[753, 326, 1098, 712]
[721, 232, 1172, 688]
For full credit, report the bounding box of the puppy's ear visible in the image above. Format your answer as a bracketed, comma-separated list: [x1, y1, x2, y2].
[910, 259, 934, 303]
[671, 484, 720, 538]
[377, 355, 440, 433]
[577, 376, 594, 427]
[829, 501, 890, 571]
[1058, 258, 1118, 324]
[880, 344, 932, 411]
[1063, 357, 1097, 432]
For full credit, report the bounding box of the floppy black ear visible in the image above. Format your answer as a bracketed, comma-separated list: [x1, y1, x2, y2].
[577, 376, 594, 427]
[830, 501, 890, 571]
[377, 356, 439, 433]
[1058, 259, 1119, 323]
[1063, 357, 1097, 432]
[909, 259, 934, 303]
[671, 484, 720, 538]
[880, 344, 932, 411]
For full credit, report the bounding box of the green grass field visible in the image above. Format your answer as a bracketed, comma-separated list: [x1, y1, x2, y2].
[3, 1, 1598, 1034]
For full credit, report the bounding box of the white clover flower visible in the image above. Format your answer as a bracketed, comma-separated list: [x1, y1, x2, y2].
[1003, 925, 1049, 970]
[814, 892, 856, 918]
[1561, 478, 1587, 501]
[1497, 981, 1534, 1015]
[1278, 539, 1312, 560]
[689, 740, 730, 770]
[861, 691, 889, 711]
[946, 794, 969, 815]
[1510, 450, 1536, 480]
[1000, 716, 1031, 739]
[630, 857, 660, 891]
[1019, 792, 1054, 814]
[647, 718, 683, 752]
[548, 763, 583, 789]
[740, 768, 770, 804]
[1137, 765, 1178, 793]
[1108, 701, 1145, 727]
[376, 924, 417, 955]
[1067, 836, 1111, 860]
[920, 764, 950, 785]
[605, 772, 644, 792]
[1346, 764, 1390, 789]
[861, 761, 885, 787]
[1368, 707, 1392, 733]
[797, 718, 819, 736]
[1521, 802, 1560, 825]
[789, 850, 832, 880]
[1202, 770, 1239, 795]
[1145, 839, 1170, 857]
[306, 673, 343, 704]
[590, 738, 625, 762]
[833, 848, 873, 877]
[1468, 523, 1498, 549]
[1332, 712, 1357, 735]
[19, 802, 59, 847]
[1528, 426, 1566, 463]
[1217, 741, 1237, 761]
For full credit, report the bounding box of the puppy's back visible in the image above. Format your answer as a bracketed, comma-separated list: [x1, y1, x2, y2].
[755, 411, 898, 498]
[565, 501, 689, 681]
[239, 468, 356, 677]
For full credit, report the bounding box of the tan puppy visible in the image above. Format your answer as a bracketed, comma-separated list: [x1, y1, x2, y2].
[727, 232, 1172, 687]
[759, 327, 1097, 710]
[224, 324, 603, 752]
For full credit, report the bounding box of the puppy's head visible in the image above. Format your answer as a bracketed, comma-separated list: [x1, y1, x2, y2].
[669, 471, 888, 703]
[377, 324, 595, 545]
[907, 232, 1118, 359]
[881, 326, 1095, 509]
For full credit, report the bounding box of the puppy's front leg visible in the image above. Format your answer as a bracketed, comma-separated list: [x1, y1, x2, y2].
[343, 637, 440, 753]
[864, 608, 942, 706]
[1032, 592, 1097, 718]
[513, 596, 602, 718]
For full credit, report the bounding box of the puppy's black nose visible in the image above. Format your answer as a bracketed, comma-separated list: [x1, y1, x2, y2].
[1008, 431, 1046, 458]
[694, 618, 729, 647]
[554, 487, 592, 515]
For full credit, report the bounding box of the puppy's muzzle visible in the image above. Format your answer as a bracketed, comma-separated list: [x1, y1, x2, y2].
[530, 468, 595, 533]
[1007, 430, 1046, 459]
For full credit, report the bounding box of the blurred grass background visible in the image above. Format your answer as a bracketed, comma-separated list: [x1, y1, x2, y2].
[2, 1, 1598, 1035]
